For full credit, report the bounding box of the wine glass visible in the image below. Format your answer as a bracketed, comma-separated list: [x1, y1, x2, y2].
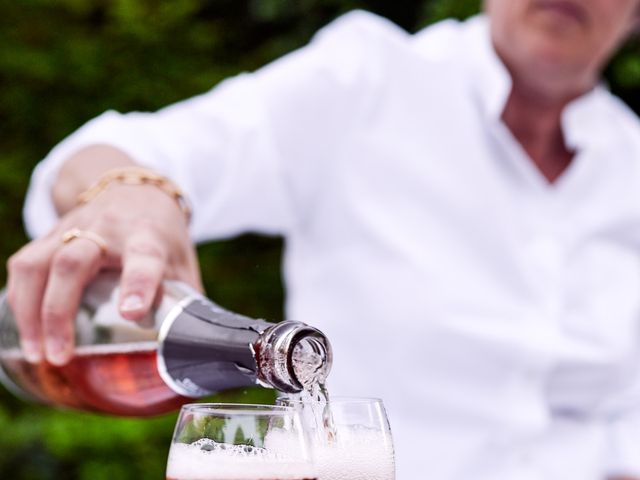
[279, 397, 395, 480]
[166, 403, 317, 480]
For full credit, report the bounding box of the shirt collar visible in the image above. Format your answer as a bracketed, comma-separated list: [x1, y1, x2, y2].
[561, 85, 610, 150]
[460, 14, 611, 150]
[460, 15, 512, 123]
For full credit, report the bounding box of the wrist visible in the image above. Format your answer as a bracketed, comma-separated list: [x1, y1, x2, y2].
[52, 145, 137, 215]
[94, 181, 190, 222]
[77, 166, 191, 222]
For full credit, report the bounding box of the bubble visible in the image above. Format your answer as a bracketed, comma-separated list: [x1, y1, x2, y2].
[195, 438, 217, 452]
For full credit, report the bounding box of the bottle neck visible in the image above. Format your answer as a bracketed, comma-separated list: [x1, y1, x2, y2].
[253, 321, 332, 393]
[157, 291, 270, 397]
[157, 285, 332, 396]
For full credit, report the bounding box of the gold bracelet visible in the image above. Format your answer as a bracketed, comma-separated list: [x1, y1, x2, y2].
[77, 166, 191, 221]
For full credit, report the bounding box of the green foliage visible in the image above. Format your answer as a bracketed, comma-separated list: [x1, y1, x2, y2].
[177, 415, 225, 444]
[417, 0, 480, 26]
[0, 0, 639, 479]
[0, 404, 172, 480]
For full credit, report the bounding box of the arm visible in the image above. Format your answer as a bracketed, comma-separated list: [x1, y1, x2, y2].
[6, 10, 389, 366]
[51, 145, 135, 213]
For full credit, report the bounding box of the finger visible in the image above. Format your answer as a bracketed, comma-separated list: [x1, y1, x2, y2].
[41, 238, 103, 365]
[119, 232, 167, 321]
[6, 240, 56, 363]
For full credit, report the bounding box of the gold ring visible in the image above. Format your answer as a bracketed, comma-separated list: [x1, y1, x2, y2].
[61, 228, 108, 256]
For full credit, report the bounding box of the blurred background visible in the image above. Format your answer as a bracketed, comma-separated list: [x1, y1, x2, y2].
[0, 0, 639, 478]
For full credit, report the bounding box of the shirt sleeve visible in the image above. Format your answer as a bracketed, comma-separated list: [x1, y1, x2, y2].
[23, 10, 404, 241]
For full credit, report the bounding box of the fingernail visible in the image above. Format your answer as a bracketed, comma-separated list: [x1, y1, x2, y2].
[45, 339, 71, 366]
[22, 340, 42, 364]
[121, 294, 144, 312]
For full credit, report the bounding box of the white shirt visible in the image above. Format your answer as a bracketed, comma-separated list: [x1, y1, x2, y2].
[25, 11, 640, 480]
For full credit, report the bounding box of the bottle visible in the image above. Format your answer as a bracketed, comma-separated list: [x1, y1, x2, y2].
[0, 273, 332, 417]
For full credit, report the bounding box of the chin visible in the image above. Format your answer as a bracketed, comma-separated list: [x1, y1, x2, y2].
[521, 29, 586, 74]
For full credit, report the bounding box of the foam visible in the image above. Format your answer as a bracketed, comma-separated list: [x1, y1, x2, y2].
[311, 426, 395, 480]
[166, 427, 394, 480]
[166, 438, 315, 480]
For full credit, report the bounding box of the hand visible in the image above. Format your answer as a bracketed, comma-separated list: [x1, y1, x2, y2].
[6, 177, 202, 366]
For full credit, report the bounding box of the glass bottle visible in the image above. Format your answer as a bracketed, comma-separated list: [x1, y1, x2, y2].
[0, 273, 332, 416]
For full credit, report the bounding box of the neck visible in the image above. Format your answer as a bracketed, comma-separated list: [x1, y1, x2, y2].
[502, 78, 581, 183]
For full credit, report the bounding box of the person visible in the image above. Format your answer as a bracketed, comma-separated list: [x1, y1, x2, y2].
[6, 0, 640, 478]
